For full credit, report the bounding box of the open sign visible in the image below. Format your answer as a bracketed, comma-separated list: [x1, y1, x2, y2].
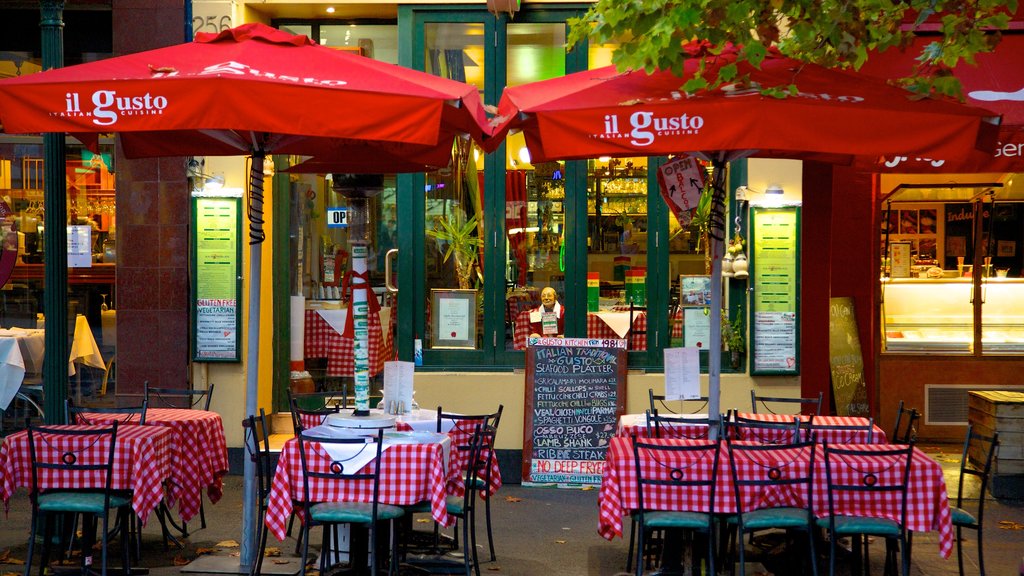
[326, 207, 349, 228]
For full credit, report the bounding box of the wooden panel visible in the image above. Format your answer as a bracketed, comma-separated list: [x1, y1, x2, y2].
[969, 390, 1024, 473]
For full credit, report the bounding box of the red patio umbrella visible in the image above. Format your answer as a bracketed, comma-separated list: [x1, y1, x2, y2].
[487, 43, 1001, 427]
[0, 22, 491, 569]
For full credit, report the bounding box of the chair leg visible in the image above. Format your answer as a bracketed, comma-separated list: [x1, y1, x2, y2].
[24, 510, 37, 576]
[253, 511, 269, 576]
[955, 526, 965, 576]
[100, 511, 110, 576]
[625, 517, 636, 571]
[199, 499, 207, 530]
[39, 514, 52, 576]
[634, 524, 645, 576]
[977, 526, 985, 576]
[484, 495, 495, 562]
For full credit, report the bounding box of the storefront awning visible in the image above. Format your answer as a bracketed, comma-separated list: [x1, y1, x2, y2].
[859, 33, 1024, 173]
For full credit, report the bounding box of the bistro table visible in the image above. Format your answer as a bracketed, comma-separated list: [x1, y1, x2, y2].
[265, 429, 453, 542]
[598, 436, 955, 559]
[304, 307, 394, 378]
[0, 424, 175, 523]
[617, 412, 886, 444]
[77, 408, 229, 522]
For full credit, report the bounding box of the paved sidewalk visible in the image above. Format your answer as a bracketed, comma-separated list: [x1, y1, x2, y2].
[1, 447, 1022, 575]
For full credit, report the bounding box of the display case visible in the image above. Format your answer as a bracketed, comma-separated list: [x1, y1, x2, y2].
[981, 279, 1024, 353]
[881, 278, 974, 353]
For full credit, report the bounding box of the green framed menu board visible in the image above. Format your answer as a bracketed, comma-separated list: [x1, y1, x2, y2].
[749, 206, 801, 375]
[191, 193, 243, 362]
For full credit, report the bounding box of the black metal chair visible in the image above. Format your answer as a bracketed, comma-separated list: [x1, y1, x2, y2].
[750, 390, 823, 416]
[727, 410, 804, 444]
[807, 416, 876, 444]
[725, 437, 818, 576]
[242, 410, 273, 576]
[144, 381, 214, 410]
[66, 399, 148, 426]
[627, 301, 647, 351]
[288, 390, 343, 433]
[817, 442, 915, 576]
[631, 435, 721, 576]
[892, 400, 921, 444]
[437, 405, 504, 562]
[25, 422, 133, 576]
[444, 424, 496, 576]
[645, 409, 719, 440]
[951, 425, 999, 576]
[648, 388, 709, 415]
[295, 428, 404, 576]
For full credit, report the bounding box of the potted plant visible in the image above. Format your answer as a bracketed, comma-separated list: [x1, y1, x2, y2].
[722, 309, 746, 369]
[427, 210, 483, 290]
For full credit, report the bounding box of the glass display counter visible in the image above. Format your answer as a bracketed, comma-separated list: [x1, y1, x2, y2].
[981, 279, 1024, 353]
[881, 278, 974, 353]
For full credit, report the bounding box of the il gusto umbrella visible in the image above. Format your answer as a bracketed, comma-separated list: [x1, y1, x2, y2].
[488, 43, 1001, 427]
[0, 22, 491, 569]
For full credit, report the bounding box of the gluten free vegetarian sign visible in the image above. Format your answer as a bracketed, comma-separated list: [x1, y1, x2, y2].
[192, 195, 242, 361]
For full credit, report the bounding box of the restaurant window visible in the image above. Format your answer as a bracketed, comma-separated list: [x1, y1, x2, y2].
[880, 181, 1024, 355]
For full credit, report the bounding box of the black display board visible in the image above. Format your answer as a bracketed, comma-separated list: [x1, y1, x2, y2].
[828, 297, 870, 416]
[522, 337, 627, 485]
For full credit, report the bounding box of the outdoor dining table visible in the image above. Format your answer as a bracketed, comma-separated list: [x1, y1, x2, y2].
[76, 407, 229, 522]
[597, 436, 955, 559]
[0, 424, 175, 523]
[264, 428, 454, 542]
[616, 412, 886, 444]
[304, 307, 394, 378]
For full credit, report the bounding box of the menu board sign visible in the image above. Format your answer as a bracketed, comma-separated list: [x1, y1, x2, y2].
[828, 297, 870, 416]
[523, 338, 626, 486]
[191, 195, 242, 362]
[750, 206, 800, 374]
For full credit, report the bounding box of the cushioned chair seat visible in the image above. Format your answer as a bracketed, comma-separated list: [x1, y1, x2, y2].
[38, 492, 130, 514]
[737, 507, 812, 530]
[950, 506, 977, 527]
[310, 501, 404, 524]
[445, 495, 467, 516]
[641, 510, 710, 529]
[816, 515, 901, 536]
[404, 500, 433, 514]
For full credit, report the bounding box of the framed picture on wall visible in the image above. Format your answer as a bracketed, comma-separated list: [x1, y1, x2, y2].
[679, 275, 711, 307]
[430, 289, 478, 349]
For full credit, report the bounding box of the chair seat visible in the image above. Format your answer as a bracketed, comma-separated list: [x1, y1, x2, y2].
[445, 495, 468, 516]
[640, 510, 711, 529]
[404, 500, 433, 514]
[950, 506, 978, 527]
[736, 507, 812, 530]
[309, 501, 405, 524]
[816, 515, 902, 536]
[38, 492, 130, 514]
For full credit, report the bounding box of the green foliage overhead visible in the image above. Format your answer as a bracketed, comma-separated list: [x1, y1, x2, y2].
[568, 0, 1018, 100]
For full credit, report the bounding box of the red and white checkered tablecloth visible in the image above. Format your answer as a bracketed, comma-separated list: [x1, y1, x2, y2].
[598, 437, 953, 558]
[430, 418, 502, 499]
[77, 408, 229, 523]
[304, 309, 393, 378]
[0, 425, 175, 525]
[734, 413, 888, 444]
[265, 437, 450, 541]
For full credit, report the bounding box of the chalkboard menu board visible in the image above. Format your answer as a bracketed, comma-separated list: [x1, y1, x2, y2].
[523, 338, 627, 485]
[828, 297, 870, 416]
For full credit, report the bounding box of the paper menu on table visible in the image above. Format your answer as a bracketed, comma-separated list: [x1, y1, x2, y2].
[664, 347, 700, 400]
[383, 360, 414, 412]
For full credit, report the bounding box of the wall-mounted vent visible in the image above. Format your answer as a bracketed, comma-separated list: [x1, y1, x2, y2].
[925, 384, 1024, 425]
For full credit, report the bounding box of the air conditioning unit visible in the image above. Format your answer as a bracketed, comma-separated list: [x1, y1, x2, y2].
[925, 384, 1024, 425]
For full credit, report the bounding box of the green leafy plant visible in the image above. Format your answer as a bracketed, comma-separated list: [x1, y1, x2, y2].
[567, 0, 1016, 100]
[427, 211, 483, 290]
[722, 309, 745, 352]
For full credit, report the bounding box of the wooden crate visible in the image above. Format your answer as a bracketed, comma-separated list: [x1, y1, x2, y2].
[968, 390, 1024, 475]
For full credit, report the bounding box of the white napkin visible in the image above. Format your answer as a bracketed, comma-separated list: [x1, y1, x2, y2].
[0, 338, 26, 410]
[593, 311, 633, 338]
[316, 309, 350, 336]
[302, 425, 387, 473]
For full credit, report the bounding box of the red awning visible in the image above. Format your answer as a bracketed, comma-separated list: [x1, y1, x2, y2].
[859, 34, 1024, 173]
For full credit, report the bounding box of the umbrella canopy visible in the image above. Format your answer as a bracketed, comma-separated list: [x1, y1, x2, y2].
[0, 23, 491, 155]
[0, 22, 492, 570]
[488, 44, 1000, 164]
[487, 43, 1002, 429]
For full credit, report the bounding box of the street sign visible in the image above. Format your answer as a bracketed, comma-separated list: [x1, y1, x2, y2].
[326, 207, 349, 228]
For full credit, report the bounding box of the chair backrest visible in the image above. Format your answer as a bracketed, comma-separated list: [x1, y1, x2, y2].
[648, 388, 709, 415]
[144, 381, 214, 410]
[727, 411, 804, 444]
[458, 424, 497, 508]
[243, 409, 273, 503]
[892, 400, 921, 445]
[645, 409, 719, 440]
[631, 436, 720, 516]
[807, 416, 875, 444]
[725, 437, 815, 519]
[288, 392, 342, 433]
[627, 301, 647, 351]
[295, 429, 385, 514]
[67, 398, 148, 426]
[751, 390, 823, 416]
[27, 422, 119, 498]
[956, 425, 999, 518]
[438, 405, 503, 482]
[822, 442, 914, 527]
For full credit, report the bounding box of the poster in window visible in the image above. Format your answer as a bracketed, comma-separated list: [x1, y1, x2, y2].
[889, 242, 912, 278]
[430, 289, 478, 349]
[679, 275, 711, 307]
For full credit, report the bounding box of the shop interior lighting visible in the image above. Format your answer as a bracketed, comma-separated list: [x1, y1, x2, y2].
[326, 6, 336, 14]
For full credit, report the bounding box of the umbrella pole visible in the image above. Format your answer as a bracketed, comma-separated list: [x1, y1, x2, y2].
[706, 158, 728, 436]
[240, 151, 266, 570]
